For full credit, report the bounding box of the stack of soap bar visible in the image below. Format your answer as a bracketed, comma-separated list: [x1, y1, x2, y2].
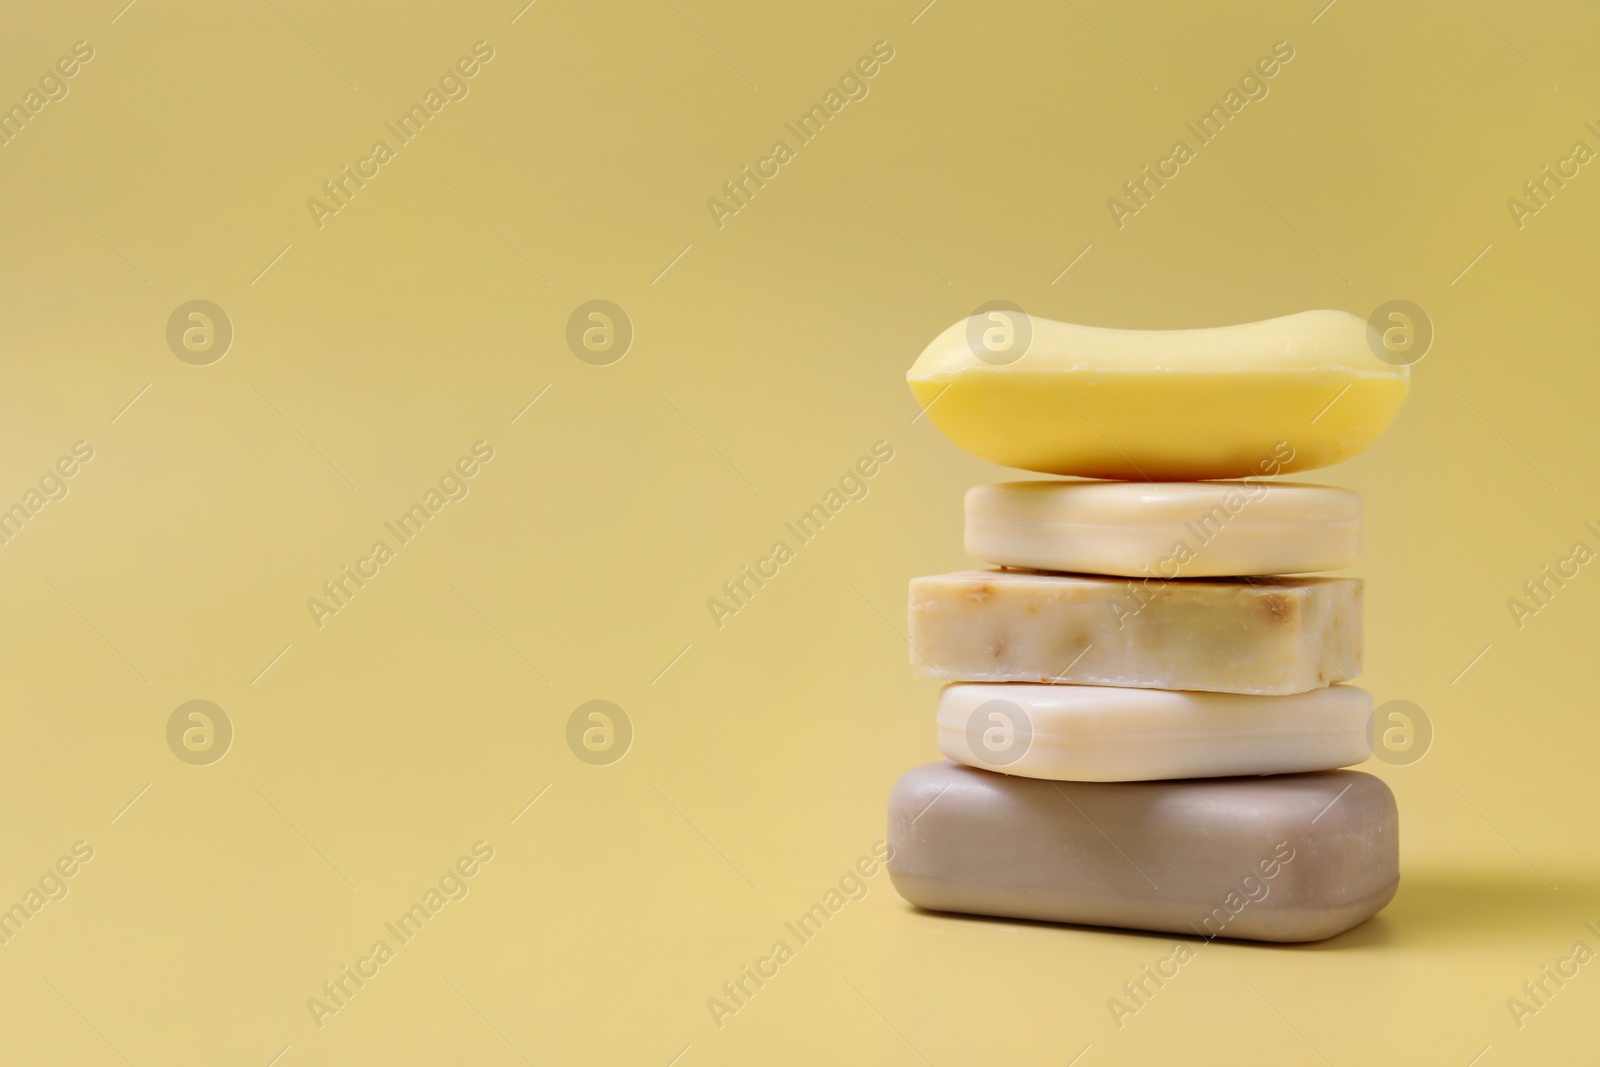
[888, 309, 1408, 943]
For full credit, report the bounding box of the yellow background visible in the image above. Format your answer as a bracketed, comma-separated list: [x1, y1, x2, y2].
[3, 0, 1598, 1063]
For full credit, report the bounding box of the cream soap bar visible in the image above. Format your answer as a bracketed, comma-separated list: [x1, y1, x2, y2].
[907, 309, 1409, 480]
[888, 762, 1398, 942]
[909, 570, 1360, 694]
[966, 480, 1359, 577]
[938, 682, 1372, 781]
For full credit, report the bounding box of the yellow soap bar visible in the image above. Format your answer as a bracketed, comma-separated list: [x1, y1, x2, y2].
[907, 309, 1409, 480]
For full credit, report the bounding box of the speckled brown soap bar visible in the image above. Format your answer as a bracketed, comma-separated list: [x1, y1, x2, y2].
[889, 762, 1398, 943]
[909, 569, 1360, 695]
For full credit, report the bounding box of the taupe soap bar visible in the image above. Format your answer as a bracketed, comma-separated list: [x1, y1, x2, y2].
[888, 762, 1398, 943]
[909, 569, 1361, 695]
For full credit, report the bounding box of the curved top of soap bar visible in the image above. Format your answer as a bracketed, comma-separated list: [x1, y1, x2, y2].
[910, 309, 1399, 375]
[908, 309, 1410, 479]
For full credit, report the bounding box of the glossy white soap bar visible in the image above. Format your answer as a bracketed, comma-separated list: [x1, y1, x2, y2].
[966, 480, 1359, 577]
[938, 682, 1373, 781]
[909, 570, 1361, 695]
